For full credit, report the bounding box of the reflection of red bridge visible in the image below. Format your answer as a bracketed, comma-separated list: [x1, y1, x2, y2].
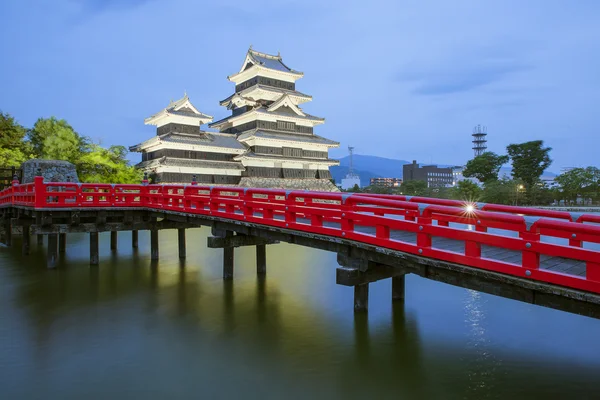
[2, 176, 600, 317]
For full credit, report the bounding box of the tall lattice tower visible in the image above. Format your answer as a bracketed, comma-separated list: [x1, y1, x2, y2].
[472, 125, 487, 157]
[348, 146, 356, 176]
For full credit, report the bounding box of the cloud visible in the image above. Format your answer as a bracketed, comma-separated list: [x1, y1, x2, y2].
[75, 0, 154, 12]
[397, 44, 533, 96]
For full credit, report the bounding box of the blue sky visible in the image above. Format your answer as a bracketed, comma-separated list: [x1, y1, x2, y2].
[1, 0, 599, 170]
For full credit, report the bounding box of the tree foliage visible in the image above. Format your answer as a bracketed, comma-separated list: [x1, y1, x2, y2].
[506, 140, 552, 189]
[555, 167, 600, 204]
[0, 112, 31, 166]
[451, 180, 482, 201]
[400, 180, 428, 196]
[0, 114, 140, 184]
[463, 152, 509, 183]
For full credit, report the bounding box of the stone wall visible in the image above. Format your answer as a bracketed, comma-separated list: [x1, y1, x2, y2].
[21, 159, 80, 184]
[238, 177, 339, 192]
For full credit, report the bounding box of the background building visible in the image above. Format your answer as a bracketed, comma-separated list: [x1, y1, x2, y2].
[210, 47, 339, 191]
[403, 160, 453, 188]
[131, 48, 339, 190]
[129, 94, 245, 184]
[370, 177, 402, 187]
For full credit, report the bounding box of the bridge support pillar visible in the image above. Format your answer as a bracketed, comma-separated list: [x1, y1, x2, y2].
[90, 232, 99, 265]
[110, 231, 117, 251]
[59, 233, 66, 254]
[354, 283, 369, 312]
[256, 244, 266, 275]
[223, 231, 234, 280]
[22, 225, 30, 255]
[131, 230, 138, 248]
[37, 234, 44, 246]
[150, 230, 159, 260]
[392, 275, 405, 301]
[3, 221, 12, 247]
[178, 228, 186, 259]
[47, 233, 58, 269]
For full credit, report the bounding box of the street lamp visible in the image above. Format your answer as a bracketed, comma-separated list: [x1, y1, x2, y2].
[516, 184, 524, 206]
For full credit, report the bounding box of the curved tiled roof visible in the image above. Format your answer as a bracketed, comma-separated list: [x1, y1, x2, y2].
[136, 157, 244, 170]
[130, 132, 245, 152]
[237, 129, 339, 146]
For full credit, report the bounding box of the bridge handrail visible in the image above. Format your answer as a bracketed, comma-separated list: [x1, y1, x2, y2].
[1, 178, 600, 294]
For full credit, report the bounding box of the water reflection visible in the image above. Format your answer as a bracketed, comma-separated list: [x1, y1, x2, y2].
[1, 228, 600, 398]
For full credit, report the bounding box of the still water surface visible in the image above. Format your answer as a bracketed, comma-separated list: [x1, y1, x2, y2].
[1, 227, 600, 399]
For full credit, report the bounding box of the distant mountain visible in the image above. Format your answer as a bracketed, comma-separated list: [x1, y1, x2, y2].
[332, 154, 557, 185]
[337, 155, 408, 178]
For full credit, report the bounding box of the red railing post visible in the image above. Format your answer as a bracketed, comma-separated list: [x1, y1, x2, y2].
[587, 262, 600, 282]
[520, 230, 540, 270]
[340, 194, 354, 235]
[34, 176, 46, 208]
[284, 192, 297, 225]
[416, 216, 432, 249]
[569, 217, 583, 247]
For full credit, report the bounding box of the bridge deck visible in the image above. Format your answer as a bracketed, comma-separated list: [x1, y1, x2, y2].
[1, 178, 600, 317]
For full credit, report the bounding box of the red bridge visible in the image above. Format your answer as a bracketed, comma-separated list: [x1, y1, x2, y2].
[1, 176, 600, 318]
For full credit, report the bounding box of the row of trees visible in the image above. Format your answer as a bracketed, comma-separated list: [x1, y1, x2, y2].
[350, 139, 599, 206]
[460, 140, 552, 205]
[0, 112, 141, 183]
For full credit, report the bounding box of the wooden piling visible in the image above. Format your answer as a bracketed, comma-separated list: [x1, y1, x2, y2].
[223, 231, 234, 280]
[47, 233, 58, 269]
[110, 231, 117, 251]
[256, 244, 266, 275]
[150, 230, 159, 260]
[37, 234, 44, 245]
[4, 222, 12, 247]
[59, 233, 67, 253]
[392, 275, 405, 301]
[178, 228, 186, 259]
[90, 232, 99, 265]
[131, 230, 138, 248]
[354, 283, 369, 312]
[22, 225, 30, 255]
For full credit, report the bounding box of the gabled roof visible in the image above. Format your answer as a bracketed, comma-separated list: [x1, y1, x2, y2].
[129, 131, 246, 153]
[219, 85, 312, 106]
[209, 106, 324, 129]
[239, 48, 302, 75]
[228, 48, 304, 82]
[267, 94, 305, 116]
[237, 129, 340, 147]
[234, 151, 339, 165]
[145, 93, 213, 126]
[136, 157, 245, 171]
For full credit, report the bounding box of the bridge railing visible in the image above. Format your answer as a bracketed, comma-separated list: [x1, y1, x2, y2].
[1, 178, 600, 294]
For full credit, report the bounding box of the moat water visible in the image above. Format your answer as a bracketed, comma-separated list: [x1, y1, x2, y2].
[1, 228, 600, 399]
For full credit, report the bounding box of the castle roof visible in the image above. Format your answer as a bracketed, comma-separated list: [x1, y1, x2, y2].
[145, 93, 213, 126]
[237, 129, 339, 147]
[129, 131, 245, 153]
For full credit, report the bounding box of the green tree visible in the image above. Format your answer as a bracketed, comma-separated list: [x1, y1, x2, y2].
[367, 185, 394, 194]
[451, 180, 482, 201]
[0, 112, 31, 166]
[555, 168, 587, 203]
[77, 144, 142, 184]
[28, 117, 86, 159]
[506, 140, 552, 189]
[400, 180, 428, 196]
[555, 167, 600, 205]
[482, 178, 521, 205]
[463, 152, 509, 183]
